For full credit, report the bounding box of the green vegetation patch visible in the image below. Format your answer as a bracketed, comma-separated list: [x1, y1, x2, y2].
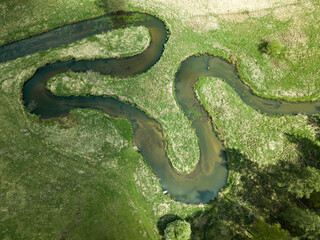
[0, 0, 106, 46]
[0, 93, 201, 239]
[215, 1, 320, 101]
[196, 76, 316, 165]
[2, 0, 320, 239]
[46, 68, 200, 174]
[0, 23, 202, 239]
[59, 25, 151, 60]
[0, 92, 158, 239]
[194, 76, 320, 239]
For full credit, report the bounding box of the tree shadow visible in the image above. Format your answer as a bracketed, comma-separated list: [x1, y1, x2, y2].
[157, 214, 182, 237]
[232, 115, 320, 212]
[183, 147, 299, 239]
[157, 115, 320, 239]
[190, 148, 319, 238]
[158, 149, 268, 239]
[258, 39, 268, 54]
[285, 133, 320, 169]
[95, 0, 127, 13]
[285, 115, 320, 206]
[95, 0, 132, 30]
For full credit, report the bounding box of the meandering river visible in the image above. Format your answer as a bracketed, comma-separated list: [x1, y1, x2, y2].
[1, 11, 318, 203]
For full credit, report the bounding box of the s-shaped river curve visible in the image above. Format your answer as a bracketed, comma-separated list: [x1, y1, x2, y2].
[1, 12, 319, 204]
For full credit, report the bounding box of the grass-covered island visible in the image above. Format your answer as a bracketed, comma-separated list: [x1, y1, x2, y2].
[1, 0, 320, 239]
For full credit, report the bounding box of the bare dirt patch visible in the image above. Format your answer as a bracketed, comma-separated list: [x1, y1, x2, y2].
[130, 0, 298, 19]
[184, 15, 219, 31]
[130, 0, 300, 31]
[274, 1, 313, 47]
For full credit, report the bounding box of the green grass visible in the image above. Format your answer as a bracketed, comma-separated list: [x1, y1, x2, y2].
[1, 0, 320, 239]
[3, 0, 320, 173]
[215, 2, 320, 102]
[36, 0, 320, 174]
[0, 88, 202, 239]
[0, 20, 202, 240]
[0, 0, 106, 46]
[0, 93, 158, 239]
[194, 76, 320, 239]
[196, 76, 316, 166]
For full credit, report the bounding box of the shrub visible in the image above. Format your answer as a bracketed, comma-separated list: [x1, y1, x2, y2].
[164, 220, 191, 240]
[259, 38, 285, 56]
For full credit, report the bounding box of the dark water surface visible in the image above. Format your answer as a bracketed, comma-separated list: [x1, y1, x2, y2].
[1, 12, 319, 203]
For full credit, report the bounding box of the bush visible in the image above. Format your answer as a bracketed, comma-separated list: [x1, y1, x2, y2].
[164, 220, 191, 240]
[259, 38, 285, 56]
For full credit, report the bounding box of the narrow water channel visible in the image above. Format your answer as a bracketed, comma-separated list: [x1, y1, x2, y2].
[1, 12, 319, 203]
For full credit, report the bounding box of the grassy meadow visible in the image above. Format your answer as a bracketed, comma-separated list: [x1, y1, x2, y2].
[0, 13, 202, 240]
[1, 0, 320, 239]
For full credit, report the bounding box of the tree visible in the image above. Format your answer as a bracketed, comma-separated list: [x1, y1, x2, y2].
[281, 206, 320, 239]
[250, 218, 291, 240]
[164, 220, 191, 240]
[287, 167, 320, 199]
[310, 191, 320, 208]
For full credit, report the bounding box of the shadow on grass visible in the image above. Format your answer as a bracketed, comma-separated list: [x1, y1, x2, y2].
[285, 115, 320, 169]
[157, 148, 256, 239]
[157, 115, 320, 239]
[157, 214, 182, 236]
[95, 0, 127, 13]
